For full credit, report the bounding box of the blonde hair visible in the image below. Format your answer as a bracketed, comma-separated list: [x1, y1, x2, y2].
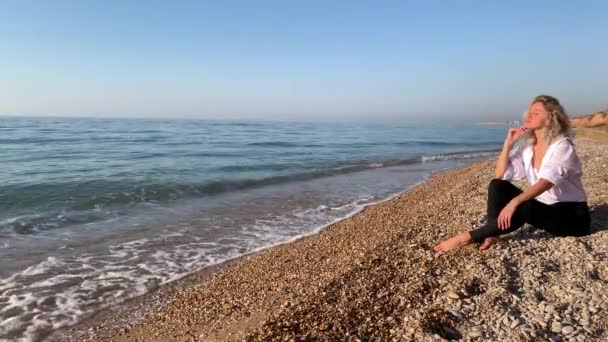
[520, 95, 571, 145]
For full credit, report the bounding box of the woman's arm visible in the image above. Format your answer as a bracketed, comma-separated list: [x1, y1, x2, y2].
[494, 145, 511, 179]
[511, 179, 553, 205]
[495, 127, 527, 179]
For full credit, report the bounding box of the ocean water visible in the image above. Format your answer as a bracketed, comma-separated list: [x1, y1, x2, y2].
[0, 117, 505, 341]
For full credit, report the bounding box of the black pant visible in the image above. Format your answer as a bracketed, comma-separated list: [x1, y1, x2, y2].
[469, 179, 591, 243]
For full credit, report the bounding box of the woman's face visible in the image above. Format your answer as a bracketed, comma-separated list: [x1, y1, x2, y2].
[524, 102, 548, 130]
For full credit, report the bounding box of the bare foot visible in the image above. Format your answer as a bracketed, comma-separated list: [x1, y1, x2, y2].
[479, 237, 499, 251]
[433, 232, 472, 253]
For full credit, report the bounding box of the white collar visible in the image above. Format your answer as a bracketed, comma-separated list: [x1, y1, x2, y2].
[523, 135, 569, 170]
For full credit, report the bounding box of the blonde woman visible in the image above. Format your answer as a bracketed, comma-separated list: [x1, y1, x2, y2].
[434, 95, 591, 252]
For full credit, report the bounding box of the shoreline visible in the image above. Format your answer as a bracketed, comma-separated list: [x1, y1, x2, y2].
[52, 138, 608, 341]
[47, 165, 447, 341]
[0, 154, 482, 340]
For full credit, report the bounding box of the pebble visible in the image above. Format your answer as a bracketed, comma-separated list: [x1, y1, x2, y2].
[533, 315, 548, 327]
[469, 331, 482, 338]
[561, 325, 575, 334]
[447, 291, 460, 299]
[448, 310, 463, 319]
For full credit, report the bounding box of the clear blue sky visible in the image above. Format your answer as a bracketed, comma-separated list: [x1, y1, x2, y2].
[1, 0, 606, 122]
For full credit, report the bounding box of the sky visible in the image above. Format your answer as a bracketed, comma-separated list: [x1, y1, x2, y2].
[0, 0, 606, 122]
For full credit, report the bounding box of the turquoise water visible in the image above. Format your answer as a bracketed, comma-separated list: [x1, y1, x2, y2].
[0, 117, 505, 340]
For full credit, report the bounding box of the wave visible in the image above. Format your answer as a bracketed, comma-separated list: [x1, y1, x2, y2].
[0, 211, 115, 235]
[213, 163, 303, 172]
[0, 137, 82, 144]
[2, 160, 417, 217]
[0, 136, 171, 145]
[3, 150, 498, 211]
[421, 149, 499, 162]
[247, 140, 497, 149]
[0, 149, 498, 235]
[247, 141, 324, 148]
[395, 141, 496, 147]
[312, 140, 500, 149]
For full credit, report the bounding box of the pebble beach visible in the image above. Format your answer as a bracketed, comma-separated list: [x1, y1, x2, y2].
[52, 136, 608, 342]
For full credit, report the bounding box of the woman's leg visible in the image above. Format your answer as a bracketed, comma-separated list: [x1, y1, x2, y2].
[470, 190, 593, 243]
[469, 200, 590, 249]
[434, 179, 524, 252]
[536, 202, 591, 237]
[469, 179, 527, 243]
[434, 180, 592, 253]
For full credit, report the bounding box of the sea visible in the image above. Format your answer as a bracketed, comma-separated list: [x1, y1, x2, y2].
[0, 117, 506, 341]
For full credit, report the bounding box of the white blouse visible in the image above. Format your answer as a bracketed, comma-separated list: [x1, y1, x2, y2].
[503, 135, 587, 205]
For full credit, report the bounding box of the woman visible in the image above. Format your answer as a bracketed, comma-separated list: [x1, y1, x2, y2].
[434, 95, 591, 253]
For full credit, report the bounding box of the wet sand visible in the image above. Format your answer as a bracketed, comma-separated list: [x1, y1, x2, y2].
[51, 137, 608, 341]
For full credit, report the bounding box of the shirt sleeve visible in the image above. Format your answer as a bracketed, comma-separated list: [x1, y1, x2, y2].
[502, 145, 526, 181]
[538, 139, 581, 186]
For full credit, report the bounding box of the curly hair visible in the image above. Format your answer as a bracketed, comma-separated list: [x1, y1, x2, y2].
[521, 94, 572, 144]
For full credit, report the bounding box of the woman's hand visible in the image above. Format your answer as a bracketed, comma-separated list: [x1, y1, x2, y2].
[497, 199, 519, 230]
[504, 127, 528, 147]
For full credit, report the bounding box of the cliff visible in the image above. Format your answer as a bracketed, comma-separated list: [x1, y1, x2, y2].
[571, 111, 608, 128]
